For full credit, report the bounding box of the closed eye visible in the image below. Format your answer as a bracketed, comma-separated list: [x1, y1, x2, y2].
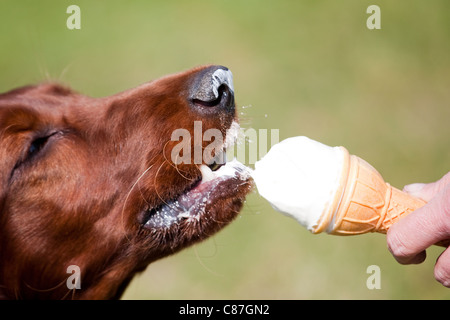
[10, 131, 58, 180]
[26, 131, 59, 162]
[28, 136, 51, 158]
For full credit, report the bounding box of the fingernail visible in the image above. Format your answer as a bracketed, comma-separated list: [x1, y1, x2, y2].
[403, 183, 426, 195]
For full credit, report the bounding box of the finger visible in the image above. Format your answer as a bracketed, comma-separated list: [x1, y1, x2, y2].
[434, 247, 450, 288]
[403, 171, 450, 202]
[387, 184, 450, 264]
[387, 228, 427, 264]
[396, 249, 426, 265]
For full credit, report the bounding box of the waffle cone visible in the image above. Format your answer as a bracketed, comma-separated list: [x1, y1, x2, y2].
[312, 147, 426, 235]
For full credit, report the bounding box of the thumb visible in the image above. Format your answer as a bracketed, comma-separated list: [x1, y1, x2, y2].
[403, 171, 450, 202]
[387, 183, 450, 264]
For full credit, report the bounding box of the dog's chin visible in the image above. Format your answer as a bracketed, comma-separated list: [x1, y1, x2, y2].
[140, 158, 253, 254]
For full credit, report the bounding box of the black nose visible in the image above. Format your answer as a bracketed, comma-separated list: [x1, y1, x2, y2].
[190, 65, 235, 113]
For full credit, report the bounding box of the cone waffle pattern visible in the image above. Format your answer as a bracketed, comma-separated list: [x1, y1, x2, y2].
[329, 154, 426, 235]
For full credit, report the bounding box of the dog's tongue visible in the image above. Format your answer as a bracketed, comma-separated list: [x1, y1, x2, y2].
[251, 136, 344, 231]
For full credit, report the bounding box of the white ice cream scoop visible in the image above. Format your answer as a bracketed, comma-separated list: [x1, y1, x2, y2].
[251, 136, 344, 232]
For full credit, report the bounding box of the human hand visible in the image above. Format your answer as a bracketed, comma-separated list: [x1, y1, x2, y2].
[387, 172, 450, 287]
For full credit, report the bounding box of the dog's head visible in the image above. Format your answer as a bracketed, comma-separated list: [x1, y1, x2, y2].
[0, 65, 252, 299]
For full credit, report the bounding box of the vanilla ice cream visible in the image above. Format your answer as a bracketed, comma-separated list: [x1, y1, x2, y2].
[252, 136, 344, 232]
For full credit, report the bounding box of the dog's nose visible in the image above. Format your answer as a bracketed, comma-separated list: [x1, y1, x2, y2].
[190, 66, 235, 113]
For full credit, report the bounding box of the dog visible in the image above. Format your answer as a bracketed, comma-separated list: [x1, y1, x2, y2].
[0, 65, 253, 299]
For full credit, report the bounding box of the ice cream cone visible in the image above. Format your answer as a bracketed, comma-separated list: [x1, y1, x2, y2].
[312, 147, 426, 235]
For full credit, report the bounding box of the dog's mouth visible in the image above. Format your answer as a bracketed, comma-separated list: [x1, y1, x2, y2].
[140, 121, 252, 235]
[141, 157, 250, 230]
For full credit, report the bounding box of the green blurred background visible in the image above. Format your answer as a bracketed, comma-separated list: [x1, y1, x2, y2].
[1, 0, 449, 299]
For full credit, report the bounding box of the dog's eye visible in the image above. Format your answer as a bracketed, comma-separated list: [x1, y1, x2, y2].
[28, 136, 50, 157]
[26, 132, 59, 160]
[11, 132, 60, 174]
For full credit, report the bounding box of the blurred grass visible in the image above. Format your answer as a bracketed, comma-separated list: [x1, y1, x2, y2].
[1, 0, 449, 299]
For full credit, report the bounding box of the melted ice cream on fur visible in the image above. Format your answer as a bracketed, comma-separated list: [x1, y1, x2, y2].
[252, 136, 344, 231]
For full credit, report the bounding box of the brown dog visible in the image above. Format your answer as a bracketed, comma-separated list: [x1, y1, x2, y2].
[0, 65, 252, 299]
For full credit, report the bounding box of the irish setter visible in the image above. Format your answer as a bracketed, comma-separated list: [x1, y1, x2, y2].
[0, 65, 253, 299]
